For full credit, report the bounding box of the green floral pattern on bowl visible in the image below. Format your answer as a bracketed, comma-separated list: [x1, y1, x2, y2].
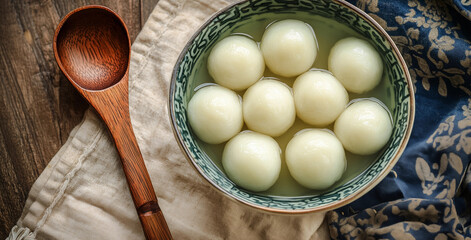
[170, 0, 414, 212]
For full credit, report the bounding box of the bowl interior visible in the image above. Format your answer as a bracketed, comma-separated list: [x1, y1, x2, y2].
[170, 0, 413, 212]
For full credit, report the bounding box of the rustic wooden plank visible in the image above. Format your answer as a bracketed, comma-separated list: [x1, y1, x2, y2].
[0, 0, 145, 238]
[0, 1, 62, 236]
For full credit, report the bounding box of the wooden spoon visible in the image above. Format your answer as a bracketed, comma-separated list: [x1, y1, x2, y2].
[53, 5, 172, 240]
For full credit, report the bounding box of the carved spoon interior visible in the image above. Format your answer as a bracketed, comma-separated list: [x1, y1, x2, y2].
[53, 5, 172, 240]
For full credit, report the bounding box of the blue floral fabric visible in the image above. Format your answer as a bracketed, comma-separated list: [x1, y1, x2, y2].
[327, 0, 471, 239]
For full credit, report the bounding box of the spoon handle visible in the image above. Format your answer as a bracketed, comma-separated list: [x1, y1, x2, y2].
[111, 116, 173, 240]
[86, 80, 173, 240]
[139, 210, 174, 240]
[108, 112, 173, 240]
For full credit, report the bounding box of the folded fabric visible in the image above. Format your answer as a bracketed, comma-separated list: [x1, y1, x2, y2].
[328, 0, 471, 239]
[7, 0, 329, 239]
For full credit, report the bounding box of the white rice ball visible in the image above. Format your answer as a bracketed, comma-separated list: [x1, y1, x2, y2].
[188, 85, 243, 144]
[293, 70, 348, 126]
[243, 80, 295, 137]
[207, 35, 265, 91]
[261, 19, 317, 77]
[222, 131, 281, 192]
[328, 37, 383, 94]
[285, 129, 346, 190]
[334, 99, 393, 155]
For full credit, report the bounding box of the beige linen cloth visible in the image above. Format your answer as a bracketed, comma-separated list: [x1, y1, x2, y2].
[8, 0, 329, 239]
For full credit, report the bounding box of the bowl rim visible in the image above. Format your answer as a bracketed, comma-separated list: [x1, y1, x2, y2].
[169, 0, 415, 214]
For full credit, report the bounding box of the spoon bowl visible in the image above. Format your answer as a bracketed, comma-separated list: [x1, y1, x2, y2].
[55, 7, 129, 90]
[54, 6, 172, 240]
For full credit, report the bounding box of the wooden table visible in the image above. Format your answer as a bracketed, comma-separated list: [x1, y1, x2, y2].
[0, 0, 158, 237]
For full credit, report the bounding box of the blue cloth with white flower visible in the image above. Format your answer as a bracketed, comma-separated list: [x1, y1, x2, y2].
[327, 0, 471, 239]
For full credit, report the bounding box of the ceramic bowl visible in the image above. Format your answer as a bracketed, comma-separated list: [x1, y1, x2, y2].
[169, 0, 415, 213]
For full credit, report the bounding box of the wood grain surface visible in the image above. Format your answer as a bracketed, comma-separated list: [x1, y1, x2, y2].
[0, 0, 159, 238]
